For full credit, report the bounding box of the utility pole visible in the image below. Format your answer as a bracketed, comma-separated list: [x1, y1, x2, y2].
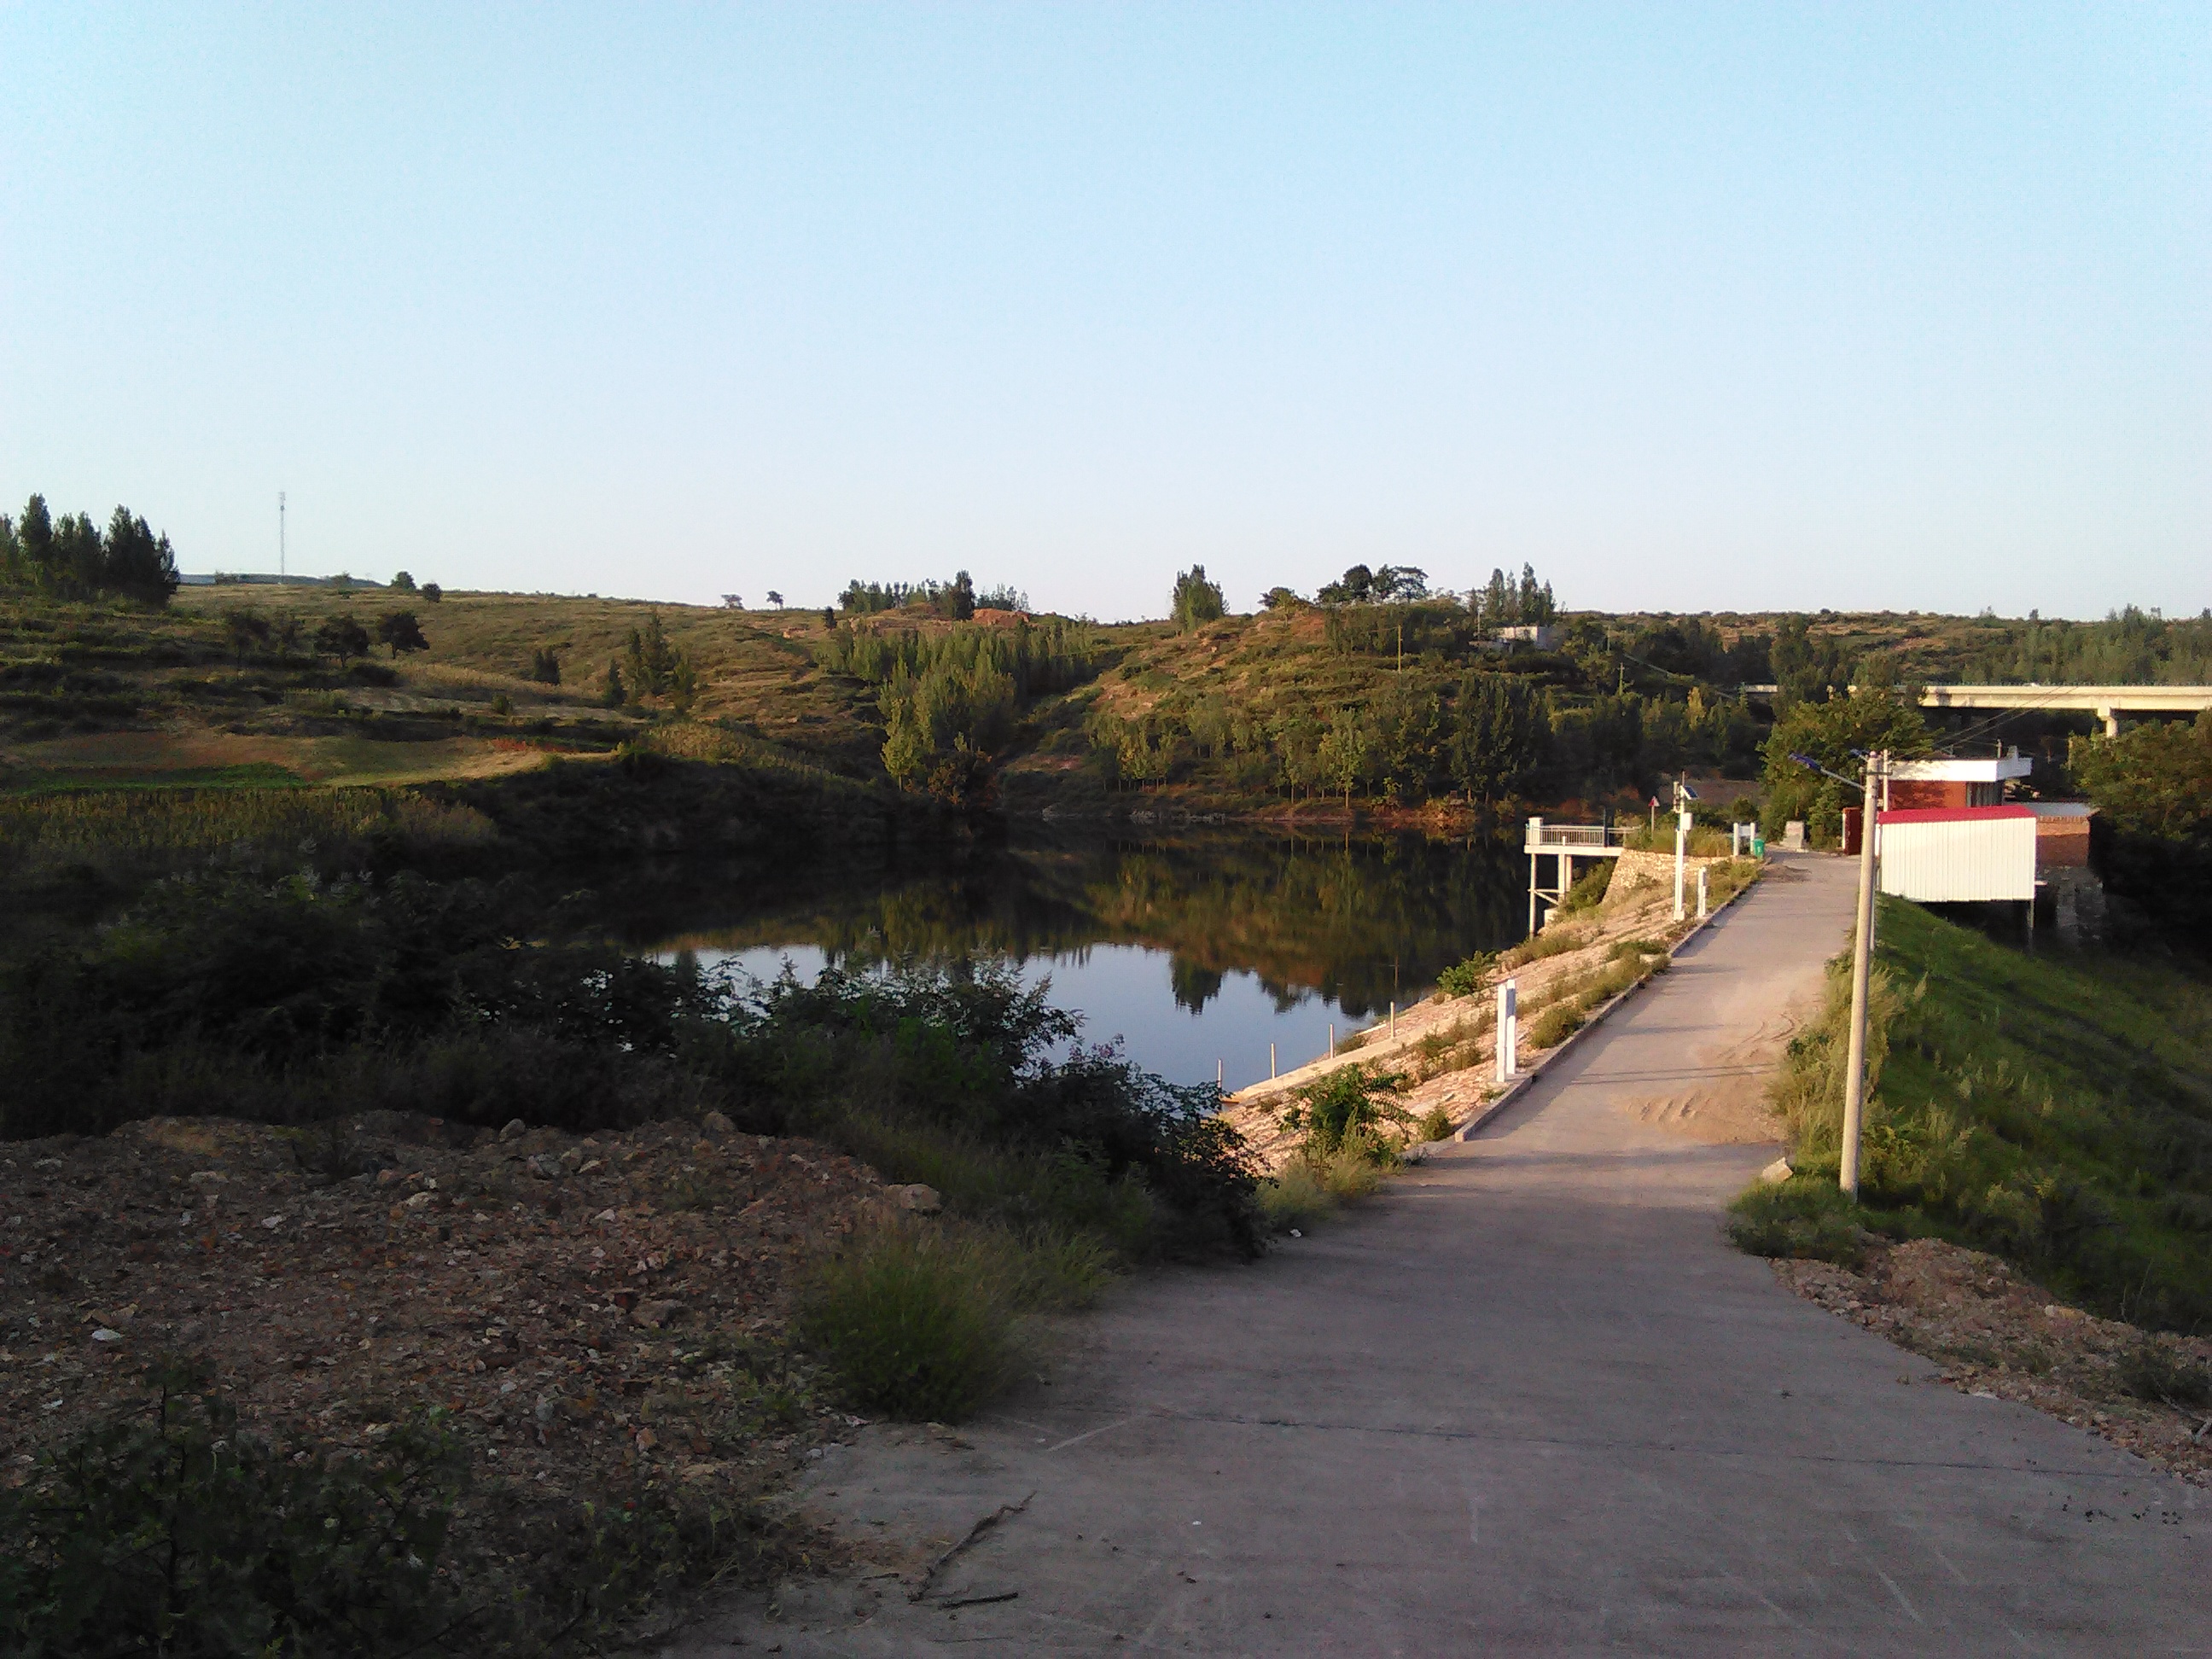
[1672, 777, 1697, 922]
[1838, 750, 1888, 1197]
[278, 491, 286, 582]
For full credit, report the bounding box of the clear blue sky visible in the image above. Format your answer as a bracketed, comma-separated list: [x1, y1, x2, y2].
[3, 3, 2205, 620]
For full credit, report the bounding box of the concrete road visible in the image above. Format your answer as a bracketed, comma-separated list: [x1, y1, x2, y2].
[680, 857, 2209, 1656]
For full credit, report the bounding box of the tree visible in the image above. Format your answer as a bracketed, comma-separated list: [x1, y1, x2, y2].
[1318, 564, 1375, 605]
[376, 610, 428, 660]
[2069, 713, 2212, 931]
[420, 583, 442, 603]
[390, 570, 416, 591]
[527, 647, 562, 685]
[766, 590, 783, 608]
[821, 607, 835, 629]
[602, 660, 626, 707]
[1317, 710, 1372, 809]
[623, 614, 686, 699]
[1450, 674, 1551, 802]
[1171, 565, 1225, 631]
[1260, 586, 1304, 610]
[15, 495, 53, 587]
[225, 608, 272, 667]
[313, 614, 370, 667]
[1761, 689, 1930, 841]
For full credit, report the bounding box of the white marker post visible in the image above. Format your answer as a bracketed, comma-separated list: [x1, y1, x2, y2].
[1495, 978, 1518, 1082]
[1697, 867, 1708, 918]
[1270, 1042, 1277, 1080]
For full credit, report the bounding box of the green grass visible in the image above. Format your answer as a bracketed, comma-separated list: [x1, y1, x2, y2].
[798, 1220, 1109, 1422]
[0, 784, 497, 873]
[1255, 1144, 1394, 1234]
[1755, 896, 2212, 1330]
[1725, 1177, 1875, 1267]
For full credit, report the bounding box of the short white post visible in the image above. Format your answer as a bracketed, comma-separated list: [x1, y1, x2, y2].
[1327, 1022, 1334, 1061]
[1697, 866, 1708, 918]
[1495, 978, 1518, 1081]
[1270, 1041, 1277, 1080]
[1216, 1058, 1223, 1088]
[1389, 1000, 1396, 1039]
[1731, 823, 1742, 857]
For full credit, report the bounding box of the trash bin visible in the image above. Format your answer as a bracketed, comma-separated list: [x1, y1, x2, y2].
[1750, 833, 1766, 859]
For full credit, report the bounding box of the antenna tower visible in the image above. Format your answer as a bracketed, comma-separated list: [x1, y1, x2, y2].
[279, 492, 287, 582]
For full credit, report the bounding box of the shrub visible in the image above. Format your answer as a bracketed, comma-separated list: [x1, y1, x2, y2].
[1259, 1164, 1337, 1232]
[0, 1369, 483, 1656]
[799, 1224, 1022, 1422]
[1415, 1103, 1456, 1142]
[1725, 1179, 1872, 1268]
[1433, 950, 1499, 998]
[1554, 860, 1614, 914]
[1525, 1001, 1583, 1050]
[1278, 1062, 1410, 1162]
[2116, 1342, 2212, 1409]
[1502, 927, 1592, 969]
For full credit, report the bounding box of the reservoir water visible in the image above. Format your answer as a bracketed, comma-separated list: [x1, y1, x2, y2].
[624, 829, 1528, 1092]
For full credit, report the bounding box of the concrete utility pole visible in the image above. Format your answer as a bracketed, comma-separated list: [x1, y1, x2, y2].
[1838, 750, 1888, 1197]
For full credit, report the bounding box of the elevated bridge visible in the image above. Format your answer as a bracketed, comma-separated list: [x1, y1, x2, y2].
[1738, 684, 2212, 737]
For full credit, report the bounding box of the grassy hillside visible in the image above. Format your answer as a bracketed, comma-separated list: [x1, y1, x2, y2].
[1759, 898, 2212, 1330]
[8, 586, 2203, 825]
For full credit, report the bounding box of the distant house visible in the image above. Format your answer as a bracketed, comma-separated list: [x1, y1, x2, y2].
[1885, 752, 2033, 811]
[1494, 624, 1557, 650]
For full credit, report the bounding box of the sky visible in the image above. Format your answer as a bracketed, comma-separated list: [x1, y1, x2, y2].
[3, 4, 2205, 621]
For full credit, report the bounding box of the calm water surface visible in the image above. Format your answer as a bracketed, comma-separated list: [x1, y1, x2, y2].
[624, 830, 1528, 1091]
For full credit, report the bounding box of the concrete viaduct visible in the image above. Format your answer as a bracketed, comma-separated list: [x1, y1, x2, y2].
[1738, 683, 2212, 737]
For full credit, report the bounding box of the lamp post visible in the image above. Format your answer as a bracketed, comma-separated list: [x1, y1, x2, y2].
[1791, 748, 1887, 1196]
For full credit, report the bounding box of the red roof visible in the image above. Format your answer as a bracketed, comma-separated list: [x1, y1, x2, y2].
[1877, 806, 2034, 825]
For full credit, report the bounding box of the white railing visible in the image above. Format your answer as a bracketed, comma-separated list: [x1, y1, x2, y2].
[1524, 820, 1631, 851]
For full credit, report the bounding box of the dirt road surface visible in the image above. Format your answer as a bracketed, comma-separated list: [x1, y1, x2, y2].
[673, 856, 2209, 1656]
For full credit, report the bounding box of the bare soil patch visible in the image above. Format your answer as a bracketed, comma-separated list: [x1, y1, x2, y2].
[1774, 1237, 2212, 1486]
[0, 1112, 894, 1592]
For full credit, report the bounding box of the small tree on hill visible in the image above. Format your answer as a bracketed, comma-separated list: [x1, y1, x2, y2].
[420, 583, 442, 603]
[226, 608, 272, 667]
[1172, 565, 1225, 631]
[376, 610, 429, 661]
[527, 646, 562, 685]
[390, 570, 416, 591]
[313, 614, 370, 667]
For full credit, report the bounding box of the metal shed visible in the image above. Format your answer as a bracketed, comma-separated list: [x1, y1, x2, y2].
[1877, 806, 2037, 904]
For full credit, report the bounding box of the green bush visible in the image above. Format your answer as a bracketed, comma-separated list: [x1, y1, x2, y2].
[0, 1371, 482, 1657]
[1525, 1001, 1583, 1050]
[1278, 1062, 1410, 1162]
[1725, 1178, 1873, 1268]
[1502, 926, 1592, 969]
[1433, 950, 1499, 998]
[1415, 1103, 1456, 1142]
[799, 1225, 1024, 1422]
[2116, 1342, 2212, 1409]
[1258, 1163, 1337, 1232]
[1554, 860, 1614, 914]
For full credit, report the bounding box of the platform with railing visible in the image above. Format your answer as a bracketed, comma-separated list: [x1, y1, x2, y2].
[1523, 818, 1633, 857]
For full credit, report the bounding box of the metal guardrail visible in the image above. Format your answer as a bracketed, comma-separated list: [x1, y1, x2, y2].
[1524, 823, 1630, 851]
